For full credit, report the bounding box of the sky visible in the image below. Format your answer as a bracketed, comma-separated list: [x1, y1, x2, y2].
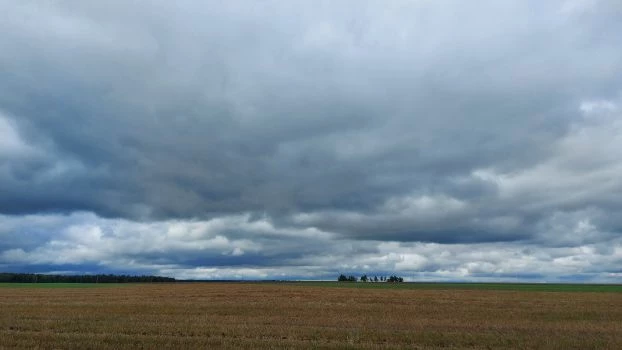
[1, 0, 621, 282]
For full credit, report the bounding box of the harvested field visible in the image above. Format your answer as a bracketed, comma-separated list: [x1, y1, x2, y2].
[1, 283, 621, 349]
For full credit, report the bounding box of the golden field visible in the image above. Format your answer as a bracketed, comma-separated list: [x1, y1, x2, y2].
[1, 283, 621, 349]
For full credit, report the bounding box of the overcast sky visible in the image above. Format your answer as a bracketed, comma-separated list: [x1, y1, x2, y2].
[1, 0, 621, 281]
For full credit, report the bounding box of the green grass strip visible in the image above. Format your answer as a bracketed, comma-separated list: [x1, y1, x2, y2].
[282, 281, 622, 292]
[0, 283, 133, 289]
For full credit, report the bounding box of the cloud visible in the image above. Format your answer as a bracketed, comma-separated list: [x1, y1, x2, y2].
[0, 112, 35, 159]
[0, 0, 621, 280]
[1, 212, 622, 281]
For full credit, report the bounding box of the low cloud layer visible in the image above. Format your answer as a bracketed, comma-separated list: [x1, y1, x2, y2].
[2, 212, 621, 282]
[1, 0, 621, 280]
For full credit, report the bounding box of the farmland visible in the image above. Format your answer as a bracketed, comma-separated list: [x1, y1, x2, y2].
[1, 283, 621, 349]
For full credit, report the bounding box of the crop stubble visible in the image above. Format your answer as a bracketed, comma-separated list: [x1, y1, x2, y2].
[1, 283, 621, 349]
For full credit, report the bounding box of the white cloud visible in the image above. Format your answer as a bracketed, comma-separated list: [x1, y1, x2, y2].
[1, 211, 622, 281]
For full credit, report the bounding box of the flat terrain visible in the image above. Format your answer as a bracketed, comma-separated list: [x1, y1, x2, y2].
[286, 281, 622, 292]
[1, 283, 621, 349]
[0, 283, 128, 289]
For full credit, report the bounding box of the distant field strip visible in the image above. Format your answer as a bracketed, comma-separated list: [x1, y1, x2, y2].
[3, 282, 622, 292]
[1, 283, 621, 349]
[285, 281, 622, 292]
[0, 283, 132, 289]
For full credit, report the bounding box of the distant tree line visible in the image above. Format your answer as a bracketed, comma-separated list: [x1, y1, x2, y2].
[0, 272, 175, 283]
[337, 274, 404, 283]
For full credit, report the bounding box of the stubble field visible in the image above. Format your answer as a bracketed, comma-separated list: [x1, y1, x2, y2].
[1, 282, 621, 349]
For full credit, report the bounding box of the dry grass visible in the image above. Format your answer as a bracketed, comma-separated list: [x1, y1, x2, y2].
[1, 283, 621, 349]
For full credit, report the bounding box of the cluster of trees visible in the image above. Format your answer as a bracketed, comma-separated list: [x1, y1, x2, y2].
[337, 274, 358, 282]
[0, 273, 175, 283]
[386, 275, 405, 283]
[337, 274, 404, 283]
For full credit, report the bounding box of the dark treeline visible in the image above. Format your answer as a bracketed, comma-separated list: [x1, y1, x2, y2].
[338, 274, 404, 283]
[0, 272, 175, 283]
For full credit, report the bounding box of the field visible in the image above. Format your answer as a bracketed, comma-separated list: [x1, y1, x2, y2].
[286, 281, 622, 292]
[0, 283, 128, 289]
[1, 283, 621, 349]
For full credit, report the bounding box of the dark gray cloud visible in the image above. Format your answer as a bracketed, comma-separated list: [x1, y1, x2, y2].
[0, 0, 621, 280]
